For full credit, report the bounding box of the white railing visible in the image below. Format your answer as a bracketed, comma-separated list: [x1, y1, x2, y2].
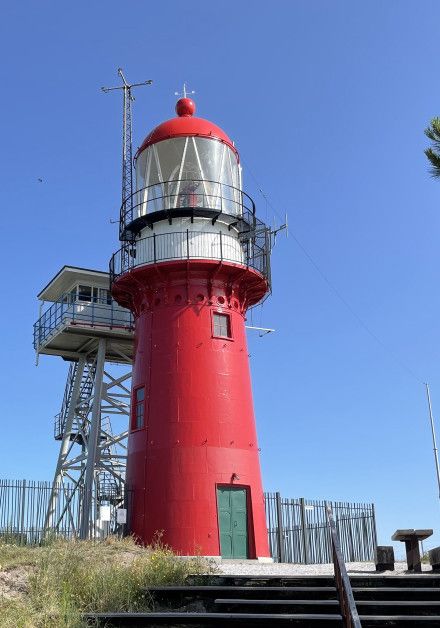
[110, 229, 270, 283]
[34, 299, 134, 351]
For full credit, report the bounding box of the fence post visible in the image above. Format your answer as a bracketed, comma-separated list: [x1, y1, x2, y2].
[371, 502, 378, 552]
[153, 233, 156, 263]
[275, 492, 285, 563]
[299, 497, 310, 564]
[20, 480, 26, 545]
[220, 231, 223, 260]
[186, 229, 190, 259]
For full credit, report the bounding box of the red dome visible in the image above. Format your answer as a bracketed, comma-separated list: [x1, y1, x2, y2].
[136, 98, 238, 159]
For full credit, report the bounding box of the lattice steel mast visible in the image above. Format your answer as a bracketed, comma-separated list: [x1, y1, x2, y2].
[43, 337, 133, 539]
[102, 69, 153, 235]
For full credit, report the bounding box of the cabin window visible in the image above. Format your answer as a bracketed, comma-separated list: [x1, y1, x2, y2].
[78, 285, 92, 302]
[213, 312, 232, 339]
[63, 285, 113, 305]
[99, 288, 112, 305]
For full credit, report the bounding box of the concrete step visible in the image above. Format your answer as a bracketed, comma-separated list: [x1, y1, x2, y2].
[149, 585, 337, 606]
[352, 586, 440, 601]
[85, 611, 343, 626]
[187, 574, 440, 588]
[215, 597, 440, 616]
[149, 584, 440, 603]
[84, 612, 440, 627]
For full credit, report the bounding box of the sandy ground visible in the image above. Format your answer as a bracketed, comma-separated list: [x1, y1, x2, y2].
[215, 560, 434, 576]
[0, 566, 30, 600]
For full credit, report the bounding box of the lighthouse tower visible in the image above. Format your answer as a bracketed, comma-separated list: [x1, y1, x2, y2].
[110, 96, 272, 559]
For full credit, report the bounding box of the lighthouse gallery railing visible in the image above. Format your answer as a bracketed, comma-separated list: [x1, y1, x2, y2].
[110, 228, 271, 286]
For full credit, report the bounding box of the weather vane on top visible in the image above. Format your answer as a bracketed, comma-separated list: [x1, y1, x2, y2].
[174, 83, 195, 99]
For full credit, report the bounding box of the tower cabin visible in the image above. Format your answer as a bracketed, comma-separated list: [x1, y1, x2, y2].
[34, 266, 134, 363]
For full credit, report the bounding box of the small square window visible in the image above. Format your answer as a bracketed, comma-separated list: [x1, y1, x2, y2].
[132, 386, 145, 430]
[213, 312, 232, 339]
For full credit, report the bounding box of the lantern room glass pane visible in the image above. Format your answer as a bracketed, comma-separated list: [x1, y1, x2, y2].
[135, 137, 241, 217]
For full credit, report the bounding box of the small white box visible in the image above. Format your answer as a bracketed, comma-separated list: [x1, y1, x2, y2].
[116, 508, 127, 524]
[100, 505, 111, 522]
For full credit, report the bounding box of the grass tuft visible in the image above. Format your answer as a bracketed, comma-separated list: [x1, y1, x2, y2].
[0, 536, 214, 627]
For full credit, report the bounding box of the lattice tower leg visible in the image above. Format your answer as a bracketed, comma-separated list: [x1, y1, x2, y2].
[79, 338, 107, 539]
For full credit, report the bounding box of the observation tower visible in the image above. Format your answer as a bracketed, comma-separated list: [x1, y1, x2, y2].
[110, 96, 273, 559]
[34, 266, 134, 538]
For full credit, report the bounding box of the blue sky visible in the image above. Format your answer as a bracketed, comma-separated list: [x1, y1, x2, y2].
[1, 1, 440, 556]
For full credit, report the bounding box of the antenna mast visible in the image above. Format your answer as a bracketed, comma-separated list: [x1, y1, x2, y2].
[102, 68, 153, 232]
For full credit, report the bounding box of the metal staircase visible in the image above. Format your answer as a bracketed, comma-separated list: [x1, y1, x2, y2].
[54, 361, 95, 441]
[98, 417, 124, 503]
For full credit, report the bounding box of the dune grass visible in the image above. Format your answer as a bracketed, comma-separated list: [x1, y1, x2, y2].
[0, 536, 213, 627]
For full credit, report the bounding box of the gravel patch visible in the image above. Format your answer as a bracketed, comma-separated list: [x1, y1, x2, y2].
[216, 560, 434, 576]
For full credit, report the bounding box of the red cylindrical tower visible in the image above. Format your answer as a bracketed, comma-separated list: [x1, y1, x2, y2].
[110, 97, 272, 559]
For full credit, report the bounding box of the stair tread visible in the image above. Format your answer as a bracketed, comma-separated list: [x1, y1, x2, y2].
[195, 575, 440, 584]
[86, 611, 343, 619]
[148, 585, 337, 592]
[86, 611, 440, 619]
[215, 598, 440, 606]
[216, 599, 340, 605]
[149, 584, 440, 593]
[359, 617, 440, 621]
[352, 587, 440, 592]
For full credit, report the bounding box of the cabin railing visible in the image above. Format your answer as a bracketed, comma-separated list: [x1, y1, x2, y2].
[325, 502, 362, 628]
[33, 298, 134, 352]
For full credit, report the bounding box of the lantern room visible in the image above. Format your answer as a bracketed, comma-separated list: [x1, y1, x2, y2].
[134, 97, 242, 219]
[117, 98, 252, 243]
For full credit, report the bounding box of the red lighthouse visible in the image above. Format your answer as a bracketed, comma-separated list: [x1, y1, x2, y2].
[110, 96, 272, 559]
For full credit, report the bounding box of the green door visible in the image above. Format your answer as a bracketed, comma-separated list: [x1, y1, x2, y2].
[217, 487, 248, 558]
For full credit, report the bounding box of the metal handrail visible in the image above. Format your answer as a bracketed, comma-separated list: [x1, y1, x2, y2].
[109, 228, 271, 287]
[33, 298, 134, 351]
[325, 502, 362, 628]
[119, 179, 257, 238]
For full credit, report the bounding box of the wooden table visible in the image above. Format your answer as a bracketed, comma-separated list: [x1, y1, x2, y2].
[391, 529, 433, 573]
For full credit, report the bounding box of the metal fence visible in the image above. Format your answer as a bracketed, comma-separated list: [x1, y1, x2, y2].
[0, 480, 128, 545]
[0, 480, 377, 564]
[265, 493, 377, 564]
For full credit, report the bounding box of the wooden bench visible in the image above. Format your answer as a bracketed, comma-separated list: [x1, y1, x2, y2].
[392, 529, 433, 573]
